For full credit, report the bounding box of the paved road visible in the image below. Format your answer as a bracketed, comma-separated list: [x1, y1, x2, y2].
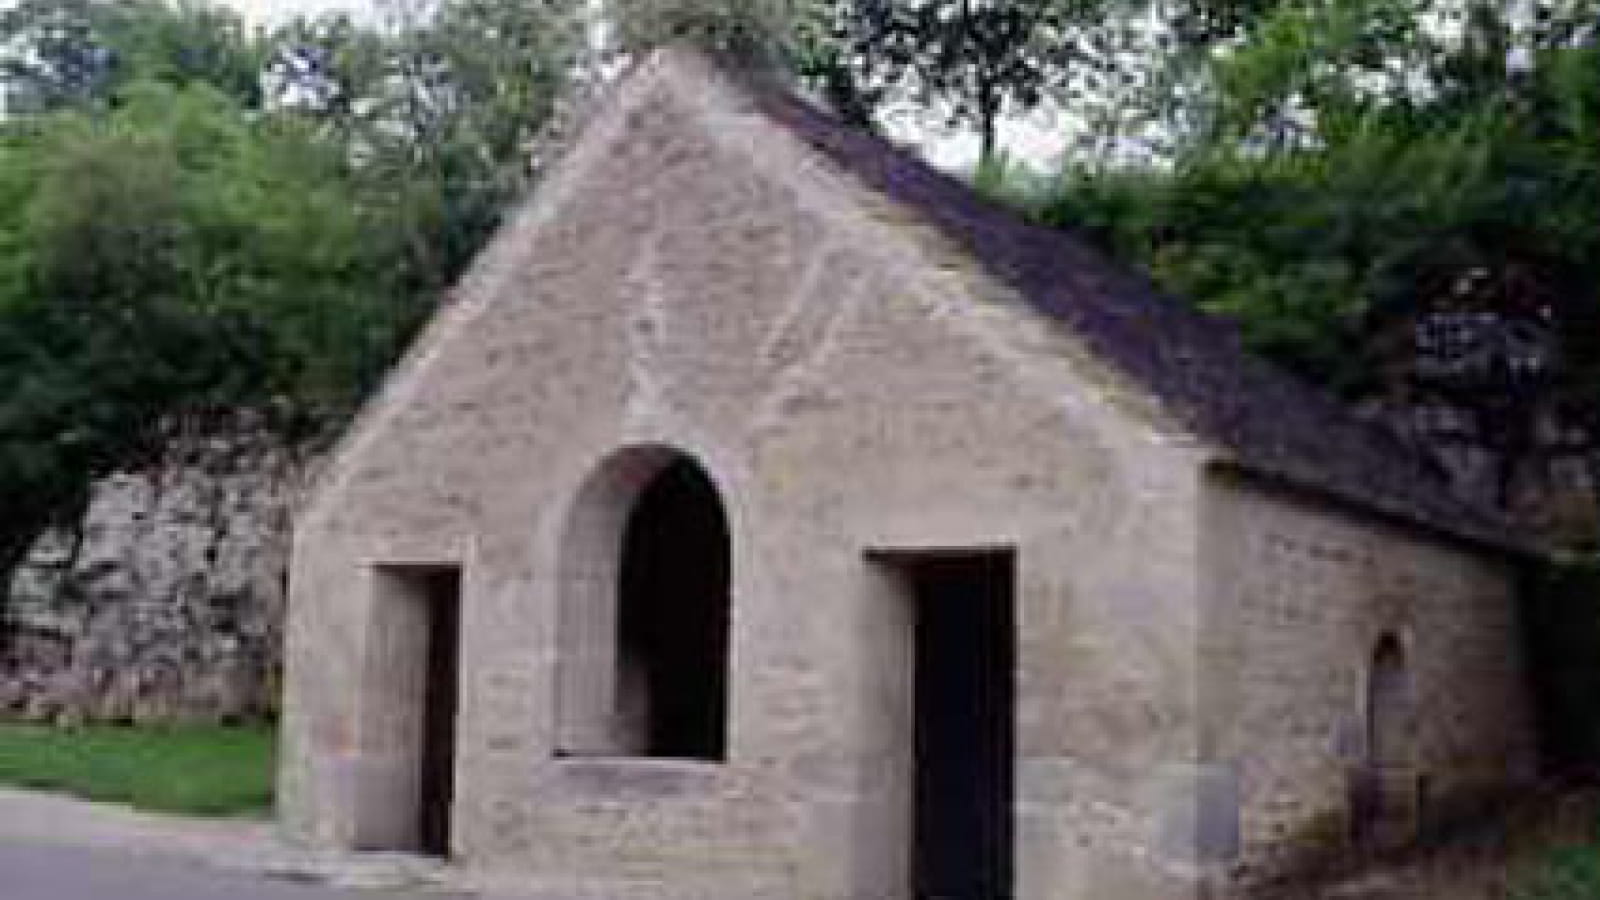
[0, 842, 468, 900]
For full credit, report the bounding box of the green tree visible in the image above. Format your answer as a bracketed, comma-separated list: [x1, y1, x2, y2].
[838, 0, 1096, 163]
[1, 0, 264, 111]
[267, 0, 584, 287]
[606, 0, 1117, 160]
[1045, 0, 1600, 529]
[608, 0, 836, 66]
[0, 0, 582, 577]
[0, 78, 410, 564]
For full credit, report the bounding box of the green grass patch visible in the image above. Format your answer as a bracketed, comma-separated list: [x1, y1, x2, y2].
[0, 723, 275, 817]
[1514, 842, 1600, 899]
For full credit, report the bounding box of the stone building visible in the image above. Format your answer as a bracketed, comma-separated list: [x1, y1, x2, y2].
[279, 50, 1536, 899]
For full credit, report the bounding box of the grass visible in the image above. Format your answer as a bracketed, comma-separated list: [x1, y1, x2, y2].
[1514, 845, 1600, 899]
[0, 723, 275, 817]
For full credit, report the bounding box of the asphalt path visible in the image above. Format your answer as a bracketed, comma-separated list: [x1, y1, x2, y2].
[0, 842, 466, 900]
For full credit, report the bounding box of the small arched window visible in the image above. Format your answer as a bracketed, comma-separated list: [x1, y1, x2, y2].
[1368, 634, 1410, 771]
[1353, 632, 1420, 844]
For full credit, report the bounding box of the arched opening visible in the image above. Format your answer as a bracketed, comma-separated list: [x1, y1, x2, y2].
[1354, 633, 1418, 843]
[1368, 635, 1409, 773]
[616, 459, 731, 759]
[554, 447, 731, 761]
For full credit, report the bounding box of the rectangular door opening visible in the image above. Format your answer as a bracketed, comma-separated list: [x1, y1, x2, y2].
[364, 564, 461, 857]
[895, 552, 1016, 900]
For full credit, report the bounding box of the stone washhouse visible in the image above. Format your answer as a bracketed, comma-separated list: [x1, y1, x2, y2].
[280, 50, 1536, 900]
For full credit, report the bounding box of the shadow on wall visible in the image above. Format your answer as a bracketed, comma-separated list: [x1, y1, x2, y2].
[1522, 558, 1600, 776]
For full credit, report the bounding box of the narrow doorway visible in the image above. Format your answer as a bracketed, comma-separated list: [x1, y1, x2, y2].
[896, 553, 1016, 900]
[364, 565, 461, 857]
[415, 567, 461, 857]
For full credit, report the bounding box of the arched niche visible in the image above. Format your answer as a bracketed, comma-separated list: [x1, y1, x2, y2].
[1353, 632, 1419, 844]
[553, 445, 732, 761]
[1368, 634, 1411, 773]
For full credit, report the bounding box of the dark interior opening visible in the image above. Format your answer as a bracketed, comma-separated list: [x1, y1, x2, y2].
[1368, 635, 1408, 770]
[1353, 633, 1412, 843]
[910, 553, 1015, 900]
[416, 567, 460, 857]
[616, 458, 731, 760]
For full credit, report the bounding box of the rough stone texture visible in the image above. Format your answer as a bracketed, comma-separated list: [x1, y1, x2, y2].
[1, 414, 310, 723]
[1200, 472, 1537, 892]
[280, 51, 1535, 900]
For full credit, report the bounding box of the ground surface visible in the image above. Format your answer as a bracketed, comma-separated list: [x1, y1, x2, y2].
[1269, 784, 1600, 899]
[1, 772, 1597, 898]
[0, 787, 468, 897]
[0, 841, 469, 900]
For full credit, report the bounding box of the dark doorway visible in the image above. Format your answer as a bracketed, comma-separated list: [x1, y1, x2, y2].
[615, 458, 731, 760]
[415, 567, 461, 857]
[359, 565, 462, 855]
[908, 554, 1015, 900]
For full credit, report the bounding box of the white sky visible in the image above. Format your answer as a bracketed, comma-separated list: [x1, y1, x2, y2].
[879, 99, 1076, 171]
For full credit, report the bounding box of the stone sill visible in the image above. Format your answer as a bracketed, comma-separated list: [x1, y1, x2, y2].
[546, 756, 727, 799]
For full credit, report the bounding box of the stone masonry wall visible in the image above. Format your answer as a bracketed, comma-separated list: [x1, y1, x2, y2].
[281, 52, 1215, 900]
[1200, 472, 1536, 889]
[0, 414, 313, 723]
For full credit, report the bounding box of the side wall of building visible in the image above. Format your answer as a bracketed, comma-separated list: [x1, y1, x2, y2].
[1199, 472, 1536, 886]
[280, 55, 1218, 900]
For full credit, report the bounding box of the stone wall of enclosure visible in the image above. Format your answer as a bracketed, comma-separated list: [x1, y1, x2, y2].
[0, 414, 314, 724]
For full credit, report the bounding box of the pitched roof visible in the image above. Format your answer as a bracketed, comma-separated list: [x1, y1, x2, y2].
[734, 69, 1527, 555]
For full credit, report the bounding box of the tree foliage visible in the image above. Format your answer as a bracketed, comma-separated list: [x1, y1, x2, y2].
[608, 0, 837, 66]
[606, 0, 1108, 155]
[6, 0, 1600, 567]
[0, 0, 582, 572]
[1046, 0, 1600, 532]
[836, 0, 1098, 161]
[0, 0, 264, 111]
